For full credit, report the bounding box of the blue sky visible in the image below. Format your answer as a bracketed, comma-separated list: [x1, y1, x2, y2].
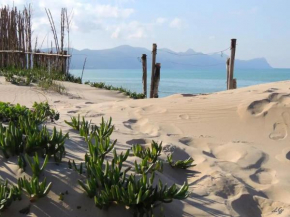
[2, 0, 290, 68]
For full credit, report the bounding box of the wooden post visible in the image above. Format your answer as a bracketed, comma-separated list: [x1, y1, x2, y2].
[153, 63, 161, 98]
[150, 43, 157, 98]
[62, 50, 67, 74]
[81, 57, 87, 84]
[229, 39, 237, 89]
[233, 79, 237, 89]
[226, 58, 230, 90]
[141, 54, 147, 98]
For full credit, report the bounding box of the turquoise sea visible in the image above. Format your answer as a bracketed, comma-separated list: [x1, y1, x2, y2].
[70, 69, 290, 98]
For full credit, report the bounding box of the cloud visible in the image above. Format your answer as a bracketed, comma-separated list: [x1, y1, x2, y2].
[169, 18, 185, 29]
[156, 17, 167, 24]
[110, 21, 148, 39]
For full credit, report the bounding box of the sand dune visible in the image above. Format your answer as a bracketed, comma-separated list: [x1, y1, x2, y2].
[1, 76, 290, 217]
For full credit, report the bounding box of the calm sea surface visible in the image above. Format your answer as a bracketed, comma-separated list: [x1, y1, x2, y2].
[70, 69, 290, 97]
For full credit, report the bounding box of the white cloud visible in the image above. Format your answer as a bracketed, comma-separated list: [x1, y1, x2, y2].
[169, 18, 184, 29]
[111, 21, 148, 39]
[156, 17, 167, 24]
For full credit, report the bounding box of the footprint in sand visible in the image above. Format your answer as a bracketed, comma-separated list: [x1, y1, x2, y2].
[269, 122, 287, 140]
[179, 114, 190, 120]
[85, 102, 94, 104]
[123, 119, 138, 130]
[67, 110, 77, 114]
[231, 194, 262, 217]
[126, 139, 146, 145]
[250, 168, 277, 185]
[269, 112, 290, 140]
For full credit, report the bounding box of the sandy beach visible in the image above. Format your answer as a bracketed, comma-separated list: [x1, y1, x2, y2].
[1, 76, 290, 217]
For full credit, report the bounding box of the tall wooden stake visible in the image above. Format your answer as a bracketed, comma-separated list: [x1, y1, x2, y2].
[81, 57, 87, 83]
[226, 58, 230, 90]
[229, 39, 237, 89]
[62, 50, 67, 74]
[150, 43, 157, 98]
[141, 54, 147, 97]
[153, 63, 161, 98]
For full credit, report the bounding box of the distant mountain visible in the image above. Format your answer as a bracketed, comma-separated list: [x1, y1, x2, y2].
[68, 45, 272, 70]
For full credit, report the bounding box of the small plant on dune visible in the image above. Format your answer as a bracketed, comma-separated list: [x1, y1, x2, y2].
[47, 127, 69, 162]
[0, 180, 22, 211]
[94, 173, 189, 216]
[90, 117, 114, 139]
[0, 181, 14, 211]
[85, 133, 117, 162]
[0, 122, 24, 158]
[68, 160, 83, 175]
[134, 157, 163, 174]
[80, 117, 91, 137]
[32, 102, 59, 122]
[0, 101, 59, 124]
[132, 141, 162, 163]
[18, 154, 27, 172]
[18, 176, 52, 202]
[167, 153, 196, 169]
[25, 153, 49, 178]
[70, 116, 191, 216]
[65, 114, 81, 131]
[86, 82, 146, 99]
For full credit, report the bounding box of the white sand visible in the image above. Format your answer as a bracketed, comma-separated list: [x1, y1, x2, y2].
[0, 76, 290, 217]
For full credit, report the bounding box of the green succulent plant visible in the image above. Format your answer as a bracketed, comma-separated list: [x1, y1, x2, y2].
[25, 153, 49, 178]
[18, 154, 27, 171]
[132, 141, 162, 163]
[134, 157, 163, 174]
[65, 114, 81, 131]
[18, 176, 52, 202]
[0, 122, 24, 158]
[167, 154, 196, 169]
[94, 173, 189, 216]
[90, 117, 114, 139]
[0, 180, 22, 211]
[68, 160, 83, 175]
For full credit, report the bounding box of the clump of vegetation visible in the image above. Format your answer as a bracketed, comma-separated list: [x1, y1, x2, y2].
[86, 81, 146, 99]
[0, 101, 68, 163]
[18, 177, 52, 202]
[2, 68, 82, 95]
[167, 154, 196, 169]
[25, 153, 49, 178]
[65, 114, 92, 137]
[0, 101, 59, 123]
[132, 141, 162, 163]
[65, 117, 191, 216]
[0, 180, 22, 211]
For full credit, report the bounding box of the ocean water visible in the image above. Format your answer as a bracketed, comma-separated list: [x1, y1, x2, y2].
[70, 69, 290, 98]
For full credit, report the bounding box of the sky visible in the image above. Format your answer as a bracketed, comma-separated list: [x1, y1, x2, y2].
[2, 0, 290, 68]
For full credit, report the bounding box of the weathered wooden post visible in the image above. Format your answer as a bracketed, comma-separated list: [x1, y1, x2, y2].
[150, 43, 157, 98]
[229, 39, 237, 89]
[62, 50, 68, 74]
[226, 58, 230, 90]
[81, 57, 87, 83]
[153, 63, 161, 98]
[233, 78, 237, 89]
[141, 54, 147, 97]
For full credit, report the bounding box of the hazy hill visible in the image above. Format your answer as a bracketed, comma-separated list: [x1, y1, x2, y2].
[67, 45, 272, 70]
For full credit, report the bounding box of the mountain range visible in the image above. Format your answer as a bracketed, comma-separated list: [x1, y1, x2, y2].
[68, 45, 272, 70]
